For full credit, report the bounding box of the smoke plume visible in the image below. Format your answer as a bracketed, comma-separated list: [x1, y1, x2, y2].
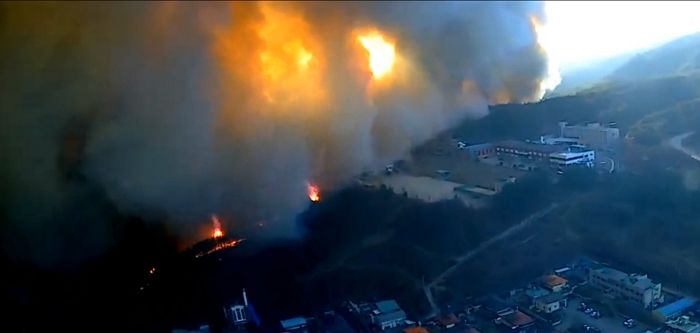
[0, 1, 553, 266]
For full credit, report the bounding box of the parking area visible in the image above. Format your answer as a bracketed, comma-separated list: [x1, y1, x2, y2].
[560, 297, 651, 333]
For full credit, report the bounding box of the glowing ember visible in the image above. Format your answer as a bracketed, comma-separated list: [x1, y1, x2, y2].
[211, 214, 224, 238]
[307, 183, 321, 202]
[357, 31, 396, 79]
[195, 239, 245, 258]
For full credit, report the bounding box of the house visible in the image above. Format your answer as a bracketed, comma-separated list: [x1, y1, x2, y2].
[542, 275, 568, 292]
[370, 300, 407, 330]
[534, 293, 568, 314]
[496, 310, 535, 333]
[437, 313, 460, 329]
[482, 296, 516, 318]
[280, 317, 308, 333]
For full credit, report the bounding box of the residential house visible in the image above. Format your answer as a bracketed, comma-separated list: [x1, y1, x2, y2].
[542, 275, 568, 293]
[534, 293, 568, 314]
[496, 310, 535, 333]
[370, 300, 407, 330]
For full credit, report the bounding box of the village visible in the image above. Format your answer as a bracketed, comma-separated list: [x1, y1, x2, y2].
[219, 257, 698, 333]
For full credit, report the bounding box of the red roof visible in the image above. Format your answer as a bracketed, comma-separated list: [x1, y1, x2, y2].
[543, 274, 568, 287]
[404, 327, 429, 333]
[437, 314, 460, 326]
[502, 310, 535, 327]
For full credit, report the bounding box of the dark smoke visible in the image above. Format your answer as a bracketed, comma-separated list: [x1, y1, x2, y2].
[0, 1, 552, 267]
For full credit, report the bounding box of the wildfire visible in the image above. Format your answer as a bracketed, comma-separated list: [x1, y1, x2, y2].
[307, 183, 321, 202]
[211, 214, 224, 239]
[357, 31, 396, 80]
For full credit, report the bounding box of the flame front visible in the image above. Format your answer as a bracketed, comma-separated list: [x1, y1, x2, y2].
[307, 183, 321, 202]
[211, 215, 224, 238]
[357, 31, 396, 80]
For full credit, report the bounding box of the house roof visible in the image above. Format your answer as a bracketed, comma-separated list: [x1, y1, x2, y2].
[404, 327, 429, 333]
[376, 300, 401, 313]
[374, 310, 407, 324]
[437, 314, 460, 326]
[536, 292, 567, 305]
[483, 296, 513, 313]
[543, 275, 568, 287]
[502, 311, 535, 327]
[280, 317, 307, 329]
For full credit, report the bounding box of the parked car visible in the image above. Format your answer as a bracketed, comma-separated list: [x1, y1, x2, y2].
[584, 307, 594, 314]
[582, 324, 601, 333]
[623, 319, 637, 328]
[590, 311, 602, 319]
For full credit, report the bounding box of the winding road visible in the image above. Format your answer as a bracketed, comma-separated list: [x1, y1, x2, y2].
[669, 131, 700, 163]
[422, 202, 560, 317]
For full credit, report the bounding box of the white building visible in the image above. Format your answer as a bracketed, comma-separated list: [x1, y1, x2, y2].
[224, 289, 249, 327]
[589, 268, 663, 308]
[549, 150, 595, 167]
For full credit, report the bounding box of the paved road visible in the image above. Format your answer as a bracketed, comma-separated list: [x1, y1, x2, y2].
[422, 203, 560, 317]
[561, 296, 652, 333]
[669, 132, 700, 163]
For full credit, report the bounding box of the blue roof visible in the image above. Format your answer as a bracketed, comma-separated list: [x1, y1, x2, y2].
[656, 297, 696, 317]
[280, 317, 307, 329]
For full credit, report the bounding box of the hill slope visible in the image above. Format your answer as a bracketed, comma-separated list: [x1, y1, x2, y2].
[607, 31, 700, 82]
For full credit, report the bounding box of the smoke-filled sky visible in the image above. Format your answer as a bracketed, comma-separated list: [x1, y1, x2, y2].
[0, 1, 552, 267]
[544, 1, 700, 70]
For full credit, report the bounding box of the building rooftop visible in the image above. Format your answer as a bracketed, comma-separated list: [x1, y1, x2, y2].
[526, 287, 550, 299]
[374, 309, 407, 324]
[536, 292, 567, 305]
[376, 300, 401, 313]
[483, 296, 514, 314]
[593, 268, 658, 290]
[404, 327, 429, 333]
[656, 297, 697, 318]
[543, 275, 568, 288]
[501, 310, 535, 328]
[280, 317, 307, 330]
[495, 140, 566, 154]
[437, 313, 460, 326]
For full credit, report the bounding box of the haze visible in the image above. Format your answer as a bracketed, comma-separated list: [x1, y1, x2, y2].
[545, 1, 700, 71]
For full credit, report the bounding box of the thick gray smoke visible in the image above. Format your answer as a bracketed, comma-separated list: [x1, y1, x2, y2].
[0, 1, 551, 266]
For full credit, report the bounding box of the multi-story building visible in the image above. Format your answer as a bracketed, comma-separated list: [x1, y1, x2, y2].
[560, 122, 620, 149]
[589, 268, 663, 308]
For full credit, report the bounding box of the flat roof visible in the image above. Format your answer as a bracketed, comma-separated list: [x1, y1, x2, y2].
[656, 298, 697, 317]
[281, 317, 307, 329]
[593, 268, 657, 290]
[376, 300, 401, 313]
[495, 140, 565, 154]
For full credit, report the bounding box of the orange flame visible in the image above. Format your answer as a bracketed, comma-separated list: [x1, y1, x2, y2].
[357, 30, 396, 80]
[307, 183, 321, 202]
[211, 214, 224, 238]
